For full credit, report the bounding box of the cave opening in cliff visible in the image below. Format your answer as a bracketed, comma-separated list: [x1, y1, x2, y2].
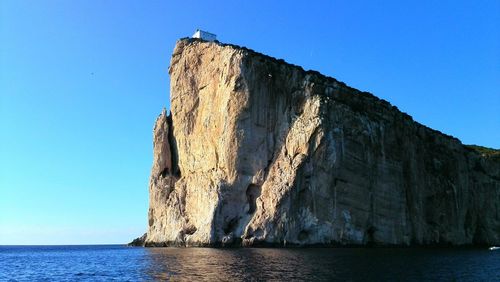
[246, 184, 261, 214]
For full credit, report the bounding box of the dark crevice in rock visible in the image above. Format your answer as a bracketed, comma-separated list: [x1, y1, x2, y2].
[246, 184, 261, 214]
[243, 228, 253, 240]
[160, 167, 169, 178]
[365, 226, 377, 246]
[167, 112, 181, 178]
[223, 217, 239, 235]
[184, 225, 197, 236]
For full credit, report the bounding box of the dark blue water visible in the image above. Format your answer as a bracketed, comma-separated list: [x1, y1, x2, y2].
[0, 245, 499, 281]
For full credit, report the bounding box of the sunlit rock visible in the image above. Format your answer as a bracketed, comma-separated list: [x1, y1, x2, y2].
[143, 38, 500, 247]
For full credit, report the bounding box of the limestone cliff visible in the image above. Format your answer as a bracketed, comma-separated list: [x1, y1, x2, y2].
[142, 38, 500, 247]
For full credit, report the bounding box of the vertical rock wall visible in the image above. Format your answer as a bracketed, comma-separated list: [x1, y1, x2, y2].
[144, 39, 500, 247]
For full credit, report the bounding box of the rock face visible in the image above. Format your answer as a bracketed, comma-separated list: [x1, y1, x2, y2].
[143, 38, 500, 247]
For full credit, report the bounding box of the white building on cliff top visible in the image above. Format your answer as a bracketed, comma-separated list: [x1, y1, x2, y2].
[192, 29, 217, 42]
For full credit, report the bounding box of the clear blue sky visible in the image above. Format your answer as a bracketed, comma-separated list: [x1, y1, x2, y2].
[1, 1, 499, 245]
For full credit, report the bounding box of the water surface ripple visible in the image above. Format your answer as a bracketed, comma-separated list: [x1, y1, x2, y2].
[0, 245, 498, 281]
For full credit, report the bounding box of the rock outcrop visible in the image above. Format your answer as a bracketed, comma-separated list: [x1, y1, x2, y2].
[128, 233, 147, 246]
[142, 38, 500, 247]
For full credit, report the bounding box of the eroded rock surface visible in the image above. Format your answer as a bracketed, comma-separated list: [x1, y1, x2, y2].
[143, 38, 500, 247]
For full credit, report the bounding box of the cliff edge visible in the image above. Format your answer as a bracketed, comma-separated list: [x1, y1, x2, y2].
[140, 38, 500, 247]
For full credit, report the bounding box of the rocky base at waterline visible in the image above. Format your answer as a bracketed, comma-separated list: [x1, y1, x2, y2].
[136, 38, 500, 247]
[128, 233, 147, 246]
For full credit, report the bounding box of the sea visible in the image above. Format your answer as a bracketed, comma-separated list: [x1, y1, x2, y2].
[0, 245, 498, 281]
